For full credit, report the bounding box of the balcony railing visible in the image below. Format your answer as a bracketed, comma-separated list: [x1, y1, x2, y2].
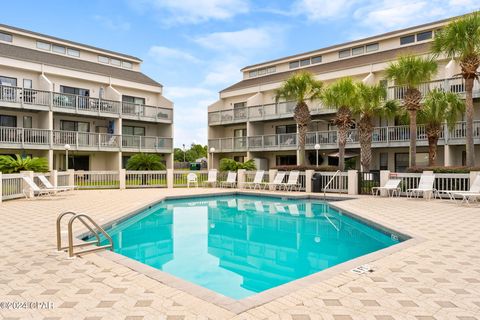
[0, 85, 172, 122]
[208, 100, 335, 125]
[0, 126, 172, 152]
[209, 121, 480, 152]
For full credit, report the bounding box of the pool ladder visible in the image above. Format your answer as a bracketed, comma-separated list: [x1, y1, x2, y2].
[323, 170, 342, 200]
[56, 211, 114, 258]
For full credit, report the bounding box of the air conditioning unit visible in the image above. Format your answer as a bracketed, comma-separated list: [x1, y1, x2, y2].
[253, 158, 268, 170]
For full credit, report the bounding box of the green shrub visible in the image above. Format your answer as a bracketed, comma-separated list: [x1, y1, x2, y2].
[126, 153, 166, 171]
[407, 166, 480, 173]
[0, 155, 48, 173]
[272, 165, 339, 171]
[219, 158, 256, 171]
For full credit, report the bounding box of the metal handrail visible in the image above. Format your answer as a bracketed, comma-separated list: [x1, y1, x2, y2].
[323, 170, 341, 201]
[56, 211, 113, 257]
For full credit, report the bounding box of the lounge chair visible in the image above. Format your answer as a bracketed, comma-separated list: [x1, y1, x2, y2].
[406, 174, 436, 200]
[442, 174, 480, 205]
[38, 175, 74, 191]
[281, 171, 301, 191]
[220, 172, 237, 188]
[288, 204, 300, 216]
[267, 172, 286, 190]
[372, 178, 401, 197]
[243, 170, 266, 189]
[186, 173, 198, 188]
[202, 170, 218, 187]
[22, 176, 64, 199]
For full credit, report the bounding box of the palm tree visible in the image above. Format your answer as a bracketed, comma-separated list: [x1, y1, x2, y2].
[321, 77, 358, 171]
[352, 82, 398, 172]
[126, 153, 165, 170]
[385, 54, 438, 167]
[419, 90, 465, 166]
[275, 71, 323, 166]
[0, 154, 48, 173]
[432, 11, 480, 167]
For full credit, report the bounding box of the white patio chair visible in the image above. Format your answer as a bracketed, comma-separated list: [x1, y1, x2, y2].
[281, 171, 301, 191]
[202, 170, 218, 187]
[288, 204, 300, 216]
[406, 174, 436, 200]
[220, 171, 237, 188]
[22, 176, 64, 199]
[372, 178, 401, 197]
[38, 175, 74, 191]
[267, 172, 286, 190]
[444, 174, 480, 205]
[243, 170, 266, 189]
[186, 173, 198, 188]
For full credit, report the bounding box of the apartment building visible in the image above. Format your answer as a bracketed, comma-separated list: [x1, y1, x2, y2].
[208, 16, 480, 172]
[0, 24, 173, 171]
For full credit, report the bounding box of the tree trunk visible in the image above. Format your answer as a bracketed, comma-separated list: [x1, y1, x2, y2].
[297, 124, 307, 166]
[358, 115, 373, 172]
[464, 77, 475, 167]
[408, 110, 417, 168]
[427, 128, 440, 166]
[337, 125, 347, 172]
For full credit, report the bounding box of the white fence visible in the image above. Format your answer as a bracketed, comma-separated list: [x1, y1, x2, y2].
[315, 171, 349, 193]
[126, 171, 167, 188]
[74, 171, 120, 189]
[394, 172, 471, 196]
[2, 173, 24, 200]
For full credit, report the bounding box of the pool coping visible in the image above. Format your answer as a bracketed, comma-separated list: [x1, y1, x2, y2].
[72, 190, 425, 314]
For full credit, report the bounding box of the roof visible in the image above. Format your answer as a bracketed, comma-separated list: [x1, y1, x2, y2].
[0, 23, 142, 62]
[0, 43, 162, 87]
[241, 16, 454, 71]
[221, 43, 431, 93]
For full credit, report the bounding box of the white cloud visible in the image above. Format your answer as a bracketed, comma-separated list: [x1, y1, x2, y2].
[93, 15, 131, 31]
[131, 0, 249, 25]
[194, 27, 276, 51]
[203, 61, 243, 86]
[164, 86, 215, 99]
[293, 0, 357, 20]
[148, 46, 201, 63]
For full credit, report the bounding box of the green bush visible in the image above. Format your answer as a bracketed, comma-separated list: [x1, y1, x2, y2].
[0, 155, 48, 173]
[407, 166, 480, 173]
[126, 153, 166, 171]
[272, 165, 339, 171]
[219, 158, 256, 171]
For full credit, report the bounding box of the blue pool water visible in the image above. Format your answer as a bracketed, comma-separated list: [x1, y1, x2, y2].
[94, 195, 404, 299]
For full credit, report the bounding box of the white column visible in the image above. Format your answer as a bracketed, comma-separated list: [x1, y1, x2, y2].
[167, 169, 174, 189]
[347, 170, 358, 195]
[469, 171, 479, 188]
[0, 173, 3, 203]
[119, 168, 126, 190]
[51, 170, 58, 188]
[305, 170, 314, 193]
[268, 169, 277, 191]
[444, 145, 453, 166]
[237, 169, 246, 189]
[67, 169, 75, 187]
[21, 171, 35, 198]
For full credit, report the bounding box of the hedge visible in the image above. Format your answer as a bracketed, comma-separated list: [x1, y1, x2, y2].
[271, 165, 339, 171]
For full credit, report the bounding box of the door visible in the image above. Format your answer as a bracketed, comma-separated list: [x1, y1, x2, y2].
[0, 76, 17, 102]
[234, 129, 246, 149]
[69, 156, 89, 171]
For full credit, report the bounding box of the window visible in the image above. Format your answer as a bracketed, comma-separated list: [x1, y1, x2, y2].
[379, 153, 388, 170]
[352, 46, 364, 56]
[233, 156, 245, 163]
[289, 61, 299, 69]
[23, 79, 32, 89]
[366, 43, 379, 52]
[234, 129, 246, 137]
[23, 116, 32, 128]
[0, 75, 17, 86]
[60, 120, 89, 132]
[300, 59, 310, 66]
[400, 35, 415, 45]
[258, 68, 266, 75]
[98, 56, 109, 64]
[0, 115, 17, 127]
[122, 95, 145, 105]
[339, 49, 350, 58]
[122, 125, 145, 136]
[276, 124, 297, 134]
[311, 56, 322, 64]
[110, 58, 121, 66]
[249, 70, 257, 77]
[52, 45, 66, 54]
[267, 66, 276, 73]
[416, 30, 432, 41]
[36, 41, 51, 51]
[0, 32, 12, 42]
[60, 85, 89, 96]
[122, 61, 132, 69]
[276, 155, 297, 166]
[233, 102, 246, 109]
[67, 48, 80, 57]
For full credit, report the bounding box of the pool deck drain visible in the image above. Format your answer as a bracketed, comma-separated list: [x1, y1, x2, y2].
[1, 188, 480, 319]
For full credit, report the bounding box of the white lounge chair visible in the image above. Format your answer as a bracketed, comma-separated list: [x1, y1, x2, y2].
[186, 173, 198, 188]
[444, 174, 480, 205]
[220, 172, 237, 188]
[243, 170, 266, 189]
[38, 175, 74, 192]
[254, 201, 264, 212]
[281, 171, 301, 191]
[22, 176, 64, 199]
[202, 170, 218, 187]
[288, 204, 300, 216]
[267, 172, 286, 190]
[372, 178, 401, 197]
[406, 174, 436, 200]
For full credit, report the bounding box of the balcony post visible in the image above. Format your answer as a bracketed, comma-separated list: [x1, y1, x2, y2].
[98, 133, 101, 150]
[21, 128, 24, 149]
[156, 136, 159, 152]
[75, 132, 79, 149]
[75, 96, 79, 113]
[156, 106, 159, 121]
[262, 135, 265, 149]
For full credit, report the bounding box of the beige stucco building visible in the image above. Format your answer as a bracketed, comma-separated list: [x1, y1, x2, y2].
[208, 16, 480, 172]
[0, 24, 173, 170]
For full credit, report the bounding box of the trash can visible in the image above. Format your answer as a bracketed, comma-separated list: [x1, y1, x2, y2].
[189, 163, 201, 170]
[312, 173, 322, 193]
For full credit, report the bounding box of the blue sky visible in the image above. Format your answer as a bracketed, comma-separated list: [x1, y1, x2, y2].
[0, 0, 478, 147]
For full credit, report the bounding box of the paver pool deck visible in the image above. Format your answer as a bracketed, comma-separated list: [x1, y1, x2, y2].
[0, 188, 479, 320]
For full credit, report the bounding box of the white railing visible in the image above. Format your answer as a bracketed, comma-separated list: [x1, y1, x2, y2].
[244, 171, 268, 184]
[33, 172, 50, 187]
[2, 173, 25, 200]
[126, 171, 167, 188]
[173, 170, 209, 187]
[57, 172, 70, 187]
[448, 121, 480, 140]
[394, 172, 471, 196]
[316, 171, 349, 193]
[74, 171, 120, 189]
[121, 102, 172, 121]
[387, 77, 471, 101]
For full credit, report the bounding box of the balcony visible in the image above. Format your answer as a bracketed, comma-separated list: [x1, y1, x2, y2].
[208, 121, 480, 153]
[208, 101, 336, 126]
[0, 127, 173, 153]
[387, 76, 480, 101]
[0, 85, 172, 123]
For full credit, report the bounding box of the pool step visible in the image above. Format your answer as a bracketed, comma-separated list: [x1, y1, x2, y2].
[56, 211, 114, 258]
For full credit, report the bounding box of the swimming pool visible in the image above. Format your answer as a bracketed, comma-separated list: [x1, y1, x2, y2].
[93, 194, 405, 299]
